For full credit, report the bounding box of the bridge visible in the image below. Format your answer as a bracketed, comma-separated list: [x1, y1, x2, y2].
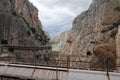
[0, 62, 119, 80]
[0, 62, 68, 80]
[0, 45, 120, 80]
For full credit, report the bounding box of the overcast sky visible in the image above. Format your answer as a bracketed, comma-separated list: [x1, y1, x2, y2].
[29, 0, 92, 38]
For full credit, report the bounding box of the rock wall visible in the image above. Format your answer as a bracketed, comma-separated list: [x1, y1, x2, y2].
[0, 0, 49, 47]
[51, 31, 70, 52]
[69, 0, 120, 56]
[0, 0, 50, 62]
[53, 0, 120, 70]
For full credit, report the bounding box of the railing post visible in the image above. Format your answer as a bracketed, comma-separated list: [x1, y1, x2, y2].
[34, 57, 37, 68]
[56, 58, 58, 80]
[105, 57, 110, 80]
[56, 66, 58, 80]
[67, 55, 70, 71]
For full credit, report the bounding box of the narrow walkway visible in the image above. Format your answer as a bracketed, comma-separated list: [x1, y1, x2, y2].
[0, 62, 120, 80]
[0, 62, 68, 80]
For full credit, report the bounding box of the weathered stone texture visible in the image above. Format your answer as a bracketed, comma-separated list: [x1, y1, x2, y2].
[0, 0, 49, 47]
[53, 0, 120, 70]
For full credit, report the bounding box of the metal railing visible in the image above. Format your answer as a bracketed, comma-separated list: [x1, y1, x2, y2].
[0, 54, 120, 80]
[0, 54, 120, 72]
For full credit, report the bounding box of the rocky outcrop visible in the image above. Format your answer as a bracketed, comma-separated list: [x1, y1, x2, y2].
[54, 0, 120, 70]
[51, 31, 70, 52]
[0, 0, 49, 47]
[0, 0, 50, 62]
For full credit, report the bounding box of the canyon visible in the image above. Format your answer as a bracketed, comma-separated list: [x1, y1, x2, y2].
[52, 0, 120, 70]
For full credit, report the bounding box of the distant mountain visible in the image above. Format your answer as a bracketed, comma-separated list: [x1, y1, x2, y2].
[51, 31, 70, 52]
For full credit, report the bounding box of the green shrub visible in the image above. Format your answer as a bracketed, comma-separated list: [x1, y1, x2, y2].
[52, 51, 60, 57]
[114, 6, 120, 12]
[110, 30, 118, 37]
[12, 12, 17, 16]
[30, 28, 36, 34]
[108, 26, 115, 31]
[27, 30, 31, 36]
[107, 20, 120, 31]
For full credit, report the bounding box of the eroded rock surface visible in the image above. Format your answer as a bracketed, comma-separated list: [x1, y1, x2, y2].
[0, 0, 50, 62]
[51, 31, 70, 52]
[53, 0, 120, 70]
[0, 0, 49, 47]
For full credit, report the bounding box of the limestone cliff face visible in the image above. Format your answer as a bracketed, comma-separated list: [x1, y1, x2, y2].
[0, 0, 49, 47]
[54, 0, 120, 69]
[51, 31, 70, 52]
[68, 0, 120, 56]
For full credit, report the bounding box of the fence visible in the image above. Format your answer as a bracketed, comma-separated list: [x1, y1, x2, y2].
[0, 45, 120, 80]
[0, 52, 120, 80]
[0, 53, 120, 72]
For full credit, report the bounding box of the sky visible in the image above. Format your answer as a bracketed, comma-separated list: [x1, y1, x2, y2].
[29, 0, 92, 38]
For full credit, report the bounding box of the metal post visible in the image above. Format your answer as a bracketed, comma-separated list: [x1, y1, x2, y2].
[67, 55, 70, 71]
[106, 57, 110, 80]
[56, 59, 58, 80]
[31, 57, 37, 78]
[35, 57, 37, 68]
[56, 67, 58, 80]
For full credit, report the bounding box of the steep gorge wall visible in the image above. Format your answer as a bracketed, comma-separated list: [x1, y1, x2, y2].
[51, 31, 70, 52]
[66, 0, 120, 56]
[0, 0, 49, 47]
[53, 0, 120, 69]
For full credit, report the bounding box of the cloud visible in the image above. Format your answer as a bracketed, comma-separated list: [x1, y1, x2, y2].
[29, 0, 92, 37]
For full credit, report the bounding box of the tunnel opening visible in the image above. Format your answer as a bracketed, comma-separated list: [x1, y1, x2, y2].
[8, 48, 14, 52]
[87, 51, 92, 56]
[1, 39, 8, 44]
